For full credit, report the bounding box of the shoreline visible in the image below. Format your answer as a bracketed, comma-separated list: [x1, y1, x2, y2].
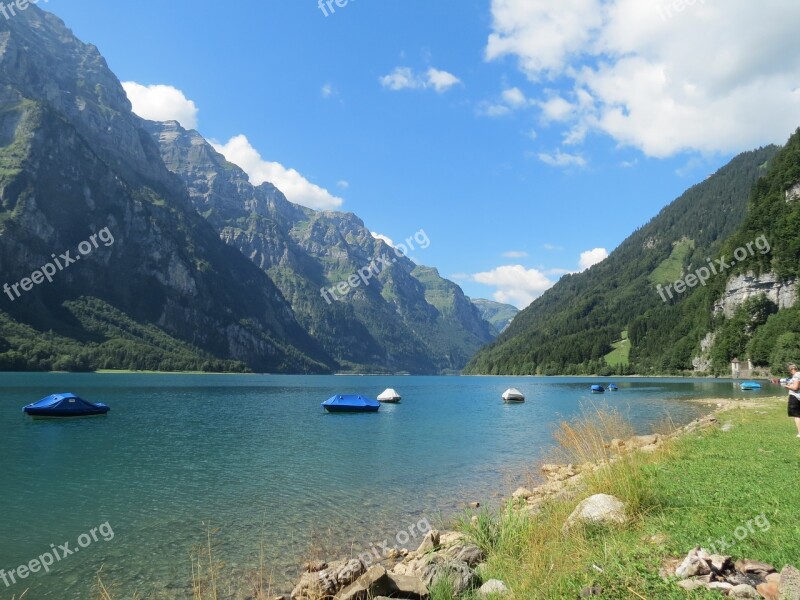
[276, 395, 782, 598]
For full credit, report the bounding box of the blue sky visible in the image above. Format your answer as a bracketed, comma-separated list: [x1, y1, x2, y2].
[44, 0, 800, 307]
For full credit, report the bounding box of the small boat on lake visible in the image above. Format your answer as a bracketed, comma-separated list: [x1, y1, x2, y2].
[607, 384, 619, 391]
[502, 388, 525, 403]
[322, 394, 380, 413]
[23, 393, 110, 418]
[740, 381, 762, 391]
[590, 385, 605, 394]
[377, 388, 402, 403]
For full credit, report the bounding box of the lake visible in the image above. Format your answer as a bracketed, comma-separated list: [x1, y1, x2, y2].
[0, 374, 776, 598]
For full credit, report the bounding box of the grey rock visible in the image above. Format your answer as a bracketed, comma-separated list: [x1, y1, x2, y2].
[479, 579, 508, 595]
[675, 548, 711, 579]
[419, 558, 477, 596]
[415, 530, 441, 555]
[729, 584, 761, 599]
[565, 494, 628, 529]
[677, 579, 708, 591]
[444, 543, 485, 568]
[779, 565, 800, 600]
[735, 559, 777, 575]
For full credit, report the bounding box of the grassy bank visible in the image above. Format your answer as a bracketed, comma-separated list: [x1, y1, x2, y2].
[450, 396, 799, 599]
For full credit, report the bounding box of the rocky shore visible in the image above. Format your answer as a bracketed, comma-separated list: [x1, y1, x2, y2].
[275, 400, 797, 599]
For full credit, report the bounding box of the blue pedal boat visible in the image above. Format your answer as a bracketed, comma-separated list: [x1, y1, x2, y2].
[740, 381, 762, 391]
[590, 385, 605, 394]
[322, 394, 380, 413]
[607, 384, 619, 391]
[23, 393, 110, 418]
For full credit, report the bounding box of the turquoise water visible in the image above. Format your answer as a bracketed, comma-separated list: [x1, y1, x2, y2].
[0, 374, 777, 598]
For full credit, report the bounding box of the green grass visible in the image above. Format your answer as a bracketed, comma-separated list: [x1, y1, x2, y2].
[453, 399, 800, 599]
[604, 329, 630, 367]
[648, 237, 696, 285]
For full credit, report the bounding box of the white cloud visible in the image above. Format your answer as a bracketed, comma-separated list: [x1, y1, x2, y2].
[122, 82, 199, 129]
[539, 96, 575, 122]
[538, 150, 587, 168]
[479, 87, 530, 117]
[543, 243, 564, 251]
[502, 250, 528, 258]
[337, 180, 350, 189]
[380, 66, 461, 93]
[211, 135, 343, 211]
[321, 83, 336, 98]
[472, 265, 556, 308]
[371, 232, 394, 247]
[485, 0, 800, 156]
[502, 87, 528, 107]
[427, 68, 462, 93]
[579, 247, 609, 270]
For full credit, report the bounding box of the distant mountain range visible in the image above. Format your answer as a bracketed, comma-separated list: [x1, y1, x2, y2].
[467, 136, 800, 377]
[0, 6, 505, 374]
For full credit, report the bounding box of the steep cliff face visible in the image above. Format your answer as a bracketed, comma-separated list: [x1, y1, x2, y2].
[147, 121, 494, 373]
[713, 272, 798, 318]
[0, 6, 332, 372]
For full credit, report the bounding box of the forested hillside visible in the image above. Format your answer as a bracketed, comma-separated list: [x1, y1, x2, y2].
[465, 144, 782, 375]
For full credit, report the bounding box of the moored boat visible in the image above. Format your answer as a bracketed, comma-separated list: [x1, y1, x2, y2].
[590, 385, 605, 394]
[502, 388, 525, 403]
[377, 388, 402, 403]
[322, 394, 380, 413]
[607, 384, 619, 391]
[23, 393, 110, 418]
[740, 381, 762, 391]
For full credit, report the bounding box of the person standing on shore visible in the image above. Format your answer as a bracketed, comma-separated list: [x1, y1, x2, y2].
[786, 363, 800, 437]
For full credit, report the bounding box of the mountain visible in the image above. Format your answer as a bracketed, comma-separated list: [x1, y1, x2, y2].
[146, 121, 494, 373]
[465, 144, 781, 375]
[470, 299, 518, 335]
[0, 7, 333, 372]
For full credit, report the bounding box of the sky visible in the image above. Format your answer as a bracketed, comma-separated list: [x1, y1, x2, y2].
[43, 0, 800, 308]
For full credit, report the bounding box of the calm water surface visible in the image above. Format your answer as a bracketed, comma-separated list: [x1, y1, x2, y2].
[0, 374, 777, 598]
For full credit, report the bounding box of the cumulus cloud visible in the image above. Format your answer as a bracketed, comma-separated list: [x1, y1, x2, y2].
[538, 150, 587, 168]
[122, 82, 199, 129]
[485, 0, 800, 156]
[579, 247, 609, 270]
[478, 87, 531, 117]
[380, 66, 461, 93]
[472, 265, 556, 308]
[212, 135, 343, 211]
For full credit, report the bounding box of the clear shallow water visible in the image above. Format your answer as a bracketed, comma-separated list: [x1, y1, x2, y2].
[0, 374, 777, 598]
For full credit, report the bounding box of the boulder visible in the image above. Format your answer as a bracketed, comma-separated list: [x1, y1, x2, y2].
[675, 548, 712, 579]
[707, 581, 734, 593]
[415, 530, 441, 555]
[304, 561, 328, 573]
[677, 579, 707, 591]
[735, 559, 776, 575]
[334, 566, 390, 600]
[729, 584, 761, 599]
[757, 581, 780, 600]
[511, 487, 533, 500]
[292, 559, 366, 600]
[565, 494, 628, 529]
[709, 554, 732, 573]
[479, 579, 509, 596]
[386, 571, 429, 599]
[779, 565, 800, 599]
[419, 558, 477, 596]
[443, 543, 485, 568]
